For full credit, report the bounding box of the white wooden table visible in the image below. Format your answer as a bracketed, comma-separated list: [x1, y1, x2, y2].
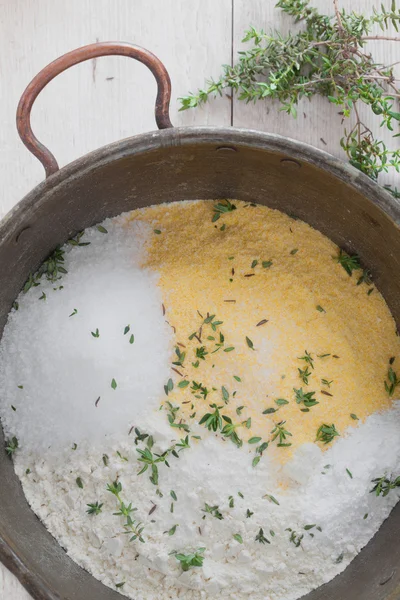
[0, 0, 399, 597]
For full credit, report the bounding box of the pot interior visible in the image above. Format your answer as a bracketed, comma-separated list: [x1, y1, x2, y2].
[0, 128, 399, 600]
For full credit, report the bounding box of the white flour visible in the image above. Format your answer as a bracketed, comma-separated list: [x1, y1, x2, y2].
[14, 405, 400, 600]
[1, 211, 400, 600]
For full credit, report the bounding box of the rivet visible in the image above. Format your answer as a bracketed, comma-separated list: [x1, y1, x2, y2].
[280, 158, 301, 169]
[15, 226, 31, 244]
[379, 572, 394, 586]
[216, 146, 237, 153]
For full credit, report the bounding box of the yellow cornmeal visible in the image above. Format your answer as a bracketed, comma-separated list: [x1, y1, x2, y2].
[126, 200, 400, 462]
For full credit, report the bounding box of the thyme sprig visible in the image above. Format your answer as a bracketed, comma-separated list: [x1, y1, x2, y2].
[370, 474, 400, 496]
[173, 346, 186, 367]
[294, 387, 319, 408]
[199, 404, 223, 431]
[86, 501, 103, 516]
[271, 420, 292, 447]
[211, 200, 237, 222]
[173, 548, 206, 571]
[191, 381, 210, 400]
[299, 350, 314, 369]
[23, 231, 90, 294]
[336, 250, 362, 276]
[287, 529, 304, 548]
[136, 437, 171, 485]
[221, 415, 244, 447]
[166, 401, 190, 433]
[316, 423, 340, 444]
[385, 366, 400, 396]
[202, 503, 224, 520]
[5, 436, 18, 456]
[180, 0, 400, 185]
[252, 441, 269, 467]
[298, 366, 312, 385]
[188, 312, 226, 354]
[106, 480, 145, 542]
[255, 528, 271, 544]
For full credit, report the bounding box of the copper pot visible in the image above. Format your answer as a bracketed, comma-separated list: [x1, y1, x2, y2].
[0, 42, 399, 600]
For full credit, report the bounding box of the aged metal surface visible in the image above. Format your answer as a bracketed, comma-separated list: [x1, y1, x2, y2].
[16, 42, 173, 178]
[0, 126, 399, 600]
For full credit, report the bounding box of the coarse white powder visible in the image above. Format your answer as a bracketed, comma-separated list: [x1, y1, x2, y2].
[0, 215, 173, 453]
[1, 210, 400, 600]
[13, 404, 400, 600]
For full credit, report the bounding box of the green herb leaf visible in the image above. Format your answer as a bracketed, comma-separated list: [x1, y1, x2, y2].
[275, 398, 289, 406]
[271, 420, 292, 447]
[385, 366, 400, 397]
[203, 503, 223, 520]
[5, 436, 18, 456]
[222, 386, 230, 403]
[166, 524, 179, 536]
[87, 501, 103, 515]
[335, 553, 344, 564]
[246, 336, 254, 350]
[263, 407, 277, 414]
[336, 250, 362, 276]
[211, 200, 237, 222]
[370, 474, 400, 497]
[294, 387, 318, 408]
[264, 494, 280, 506]
[178, 380, 190, 388]
[316, 423, 340, 444]
[255, 528, 270, 544]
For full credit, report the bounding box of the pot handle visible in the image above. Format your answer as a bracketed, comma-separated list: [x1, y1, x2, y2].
[16, 42, 173, 178]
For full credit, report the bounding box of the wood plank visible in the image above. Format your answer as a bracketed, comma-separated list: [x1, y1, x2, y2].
[232, 0, 400, 189]
[0, 1, 232, 597]
[0, 0, 232, 218]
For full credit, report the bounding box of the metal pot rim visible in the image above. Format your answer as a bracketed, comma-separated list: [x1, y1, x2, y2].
[1, 127, 399, 244]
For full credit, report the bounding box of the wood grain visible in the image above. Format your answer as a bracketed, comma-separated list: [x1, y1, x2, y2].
[1, 0, 400, 598]
[0, 0, 231, 597]
[0, 0, 231, 217]
[232, 0, 400, 189]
